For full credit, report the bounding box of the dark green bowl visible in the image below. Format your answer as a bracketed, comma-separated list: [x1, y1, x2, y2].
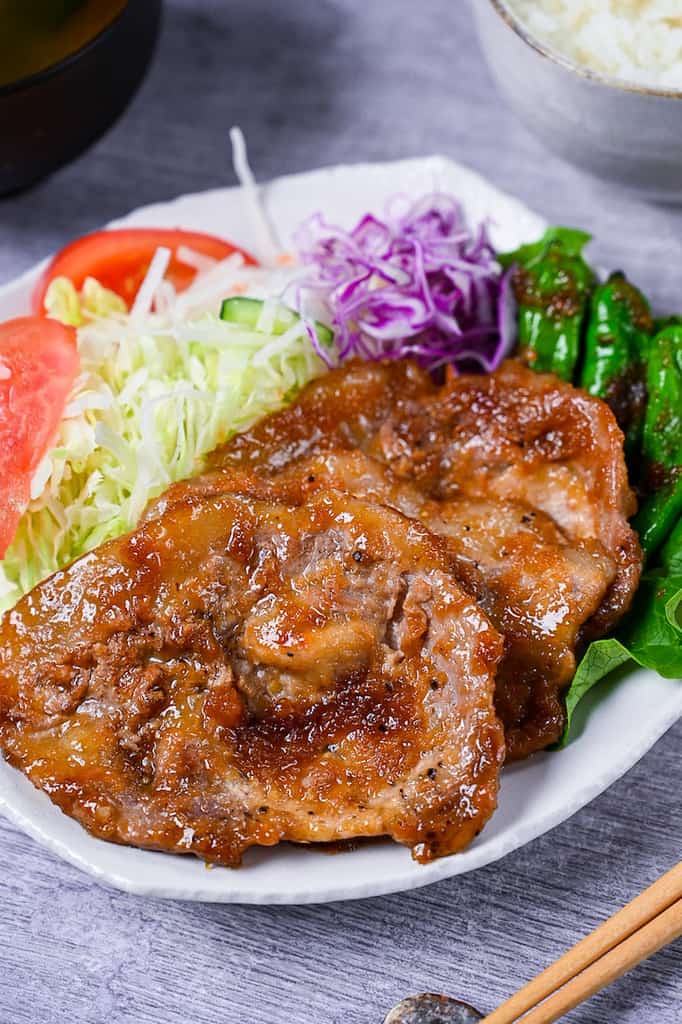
[0, 0, 162, 196]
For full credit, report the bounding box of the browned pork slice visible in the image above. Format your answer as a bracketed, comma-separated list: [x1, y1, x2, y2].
[371, 360, 642, 641]
[155, 450, 617, 760]
[207, 357, 434, 474]
[0, 489, 504, 865]
[207, 358, 639, 603]
[148, 358, 641, 760]
[207, 360, 640, 645]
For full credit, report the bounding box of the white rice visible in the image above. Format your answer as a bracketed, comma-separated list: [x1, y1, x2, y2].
[506, 0, 682, 89]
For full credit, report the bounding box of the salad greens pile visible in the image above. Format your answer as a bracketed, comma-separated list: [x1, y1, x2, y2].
[0, 279, 324, 613]
[501, 227, 681, 742]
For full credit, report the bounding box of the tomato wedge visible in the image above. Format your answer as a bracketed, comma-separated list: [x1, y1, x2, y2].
[32, 228, 258, 313]
[0, 317, 79, 559]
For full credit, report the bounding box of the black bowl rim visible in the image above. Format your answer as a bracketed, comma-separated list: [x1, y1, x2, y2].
[0, 1, 140, 99]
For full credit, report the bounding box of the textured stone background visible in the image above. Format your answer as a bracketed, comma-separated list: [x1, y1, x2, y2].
[0, 3, 680, 1022]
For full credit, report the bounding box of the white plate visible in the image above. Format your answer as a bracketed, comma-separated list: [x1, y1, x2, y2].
[1, 157, 680, 904]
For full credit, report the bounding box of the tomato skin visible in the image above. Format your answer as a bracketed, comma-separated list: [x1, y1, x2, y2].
[0, 317, 79, 558]
[32, 228, 257, 313]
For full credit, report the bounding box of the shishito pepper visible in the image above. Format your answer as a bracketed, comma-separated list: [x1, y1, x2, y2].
[499, 227, 595, 380]
[580, 271, 653, 453]
[634, 325, 682, 559]
[636, 478, 682, 562]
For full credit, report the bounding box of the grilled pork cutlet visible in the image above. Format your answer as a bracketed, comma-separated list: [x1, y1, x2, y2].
[160, 360, 641, 758]
[0, 490, 504, 865]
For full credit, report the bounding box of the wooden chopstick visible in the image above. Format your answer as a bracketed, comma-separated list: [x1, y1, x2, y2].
[508, 897, 682, 1024]
[481, 861, 682, 1024]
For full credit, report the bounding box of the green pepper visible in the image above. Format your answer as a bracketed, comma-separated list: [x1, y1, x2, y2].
[580, 272, 653, 453]
[635, 479, 682, 560]
[499, 227, 595, 381]
[633, 325, 682, 560]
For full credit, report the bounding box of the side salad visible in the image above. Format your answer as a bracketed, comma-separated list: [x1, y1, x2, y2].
[0, 234, 324, 608]
[0, 191, 678, 747]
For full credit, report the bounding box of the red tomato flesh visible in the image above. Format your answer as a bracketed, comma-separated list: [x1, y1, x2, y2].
[0, 317, 79, 558]
[33, 228, 257, 313]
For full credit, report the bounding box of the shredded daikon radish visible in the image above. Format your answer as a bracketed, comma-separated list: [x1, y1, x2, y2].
[130, 246, 171, 321]
[230, 125, 282, 265]
[176, 245, 219, 274]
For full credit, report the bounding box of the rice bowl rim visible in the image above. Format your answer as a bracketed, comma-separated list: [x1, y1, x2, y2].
[489, 0, 682, 100]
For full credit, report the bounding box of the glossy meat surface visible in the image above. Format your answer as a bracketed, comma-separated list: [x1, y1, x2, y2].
[209, 361, 640, 642]
[372, 360, 642, 641]
[156, 450, 617, 759]
[0, 490, 504, 865]
[193, 360, 641, 757]
[207, 358, 434, 473]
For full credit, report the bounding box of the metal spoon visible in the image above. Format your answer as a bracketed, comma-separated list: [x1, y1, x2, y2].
[384, 994, 483, 1023]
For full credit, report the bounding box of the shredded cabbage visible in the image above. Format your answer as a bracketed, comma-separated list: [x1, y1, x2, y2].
[44, 276, 127, 326]
[0, 277, 323, 612]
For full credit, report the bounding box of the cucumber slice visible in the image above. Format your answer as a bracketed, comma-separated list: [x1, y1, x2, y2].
[220, 297, 334, 348]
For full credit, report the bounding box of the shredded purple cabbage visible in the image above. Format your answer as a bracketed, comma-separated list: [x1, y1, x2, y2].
[294, 193, 514, 373]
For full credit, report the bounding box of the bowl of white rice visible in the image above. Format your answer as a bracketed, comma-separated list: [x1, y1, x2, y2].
[472, 0, 682, 200]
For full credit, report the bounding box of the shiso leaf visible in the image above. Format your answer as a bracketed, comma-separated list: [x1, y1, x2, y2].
[562, 527, 682, 745]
